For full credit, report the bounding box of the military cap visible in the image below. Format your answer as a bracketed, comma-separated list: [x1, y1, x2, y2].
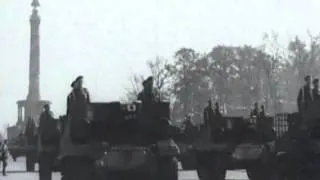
[142, 76, 153, 86]
[71, 75, 83, 87]
[146, 76, 153, 82]
[313, 78, 319, 84]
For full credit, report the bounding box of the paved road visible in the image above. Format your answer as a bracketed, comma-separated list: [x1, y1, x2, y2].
[1, 157, 248, 180]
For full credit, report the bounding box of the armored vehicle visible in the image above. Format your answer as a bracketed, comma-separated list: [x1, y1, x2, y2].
[6, 121, 38, 172]
[7, 126, 24, 161]
[179, 115, 278, 180]
[90, 101, 180, 180]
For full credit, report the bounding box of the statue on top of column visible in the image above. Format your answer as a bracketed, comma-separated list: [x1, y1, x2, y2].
[31, 0, 40, 8]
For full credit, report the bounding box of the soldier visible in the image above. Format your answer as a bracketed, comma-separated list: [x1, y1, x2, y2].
[67, 75, 90, 117]
[312, 78, 320, 101]
[215, 102, 222, 117]
[203, 100, 214, 129]
[59, 76, 98, 180]
[138, 77, 178, 180]
[0, 140, 8, 176]
[196, 102, 227, 180]
[67, 75, 91, 144]
[138, 76, 160, 104]
[25, 117, 38, 172]
[297, 75, 313, 113]
[137, 76, 160, 104]
[38, 104, 59, 180]
[251, 102, 259, 117]
[260, 105, 265, 117]
[137, 76, 161, 131]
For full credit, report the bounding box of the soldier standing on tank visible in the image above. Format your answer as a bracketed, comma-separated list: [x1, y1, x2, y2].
[38, 104, 59, 180]
[137, 76, 162, 132]
[203, 100, 214, 131]
[60, 76, 97, 180]
[137, 76, 160, 103]
[0, 140, 8, 176]
[138, 77, 178, 180]
[215, 102, 222, 117]
[260, 105, 265, 117]
[312, 78, 320, 101]
[297, 75, 313, 113]
[196, 101, 227, 180]
[250, 102, 259, 117]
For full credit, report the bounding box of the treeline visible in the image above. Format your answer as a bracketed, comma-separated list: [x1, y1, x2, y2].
[124, 32, 320, 121]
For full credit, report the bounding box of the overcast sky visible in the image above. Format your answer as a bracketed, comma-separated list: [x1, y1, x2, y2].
[1, 0, 320, 126]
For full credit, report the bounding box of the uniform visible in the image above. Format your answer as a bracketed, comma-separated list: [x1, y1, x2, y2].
[312, 78, 320, 102]
[297, 84, 313, 113]
[59, 76, 100, 180]
[203, 105, 214, 128]
[67, 87, 91, 144]
[251, 105, 259, 117]
[25, 117, 38, 172]
[137, 88, 160, 104]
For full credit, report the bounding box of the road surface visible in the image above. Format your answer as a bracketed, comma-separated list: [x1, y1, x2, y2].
[1, 157, 248, 180]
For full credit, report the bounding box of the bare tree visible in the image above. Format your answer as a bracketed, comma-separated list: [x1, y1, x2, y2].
[147, 56, 172, 99]
[123, 56, 172, 102]
[122, 73, 144, 102]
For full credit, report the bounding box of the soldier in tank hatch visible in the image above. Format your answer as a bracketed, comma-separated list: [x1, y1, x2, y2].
[137, 76, 160, 104]
[297, 75, 313, 113]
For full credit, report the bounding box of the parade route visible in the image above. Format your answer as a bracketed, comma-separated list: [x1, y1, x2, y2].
[1, 157, 248, 180]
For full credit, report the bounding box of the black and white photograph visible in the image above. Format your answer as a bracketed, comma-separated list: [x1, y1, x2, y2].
[1, 0, 320, 180]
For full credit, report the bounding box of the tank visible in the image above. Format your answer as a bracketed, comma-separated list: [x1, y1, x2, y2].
[90, 101, 179, 180]
[7, 126, 24, 161]
[178, 114, 278, 180]
[6, 119, 38, 172]
[272, 101, 320, 180]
